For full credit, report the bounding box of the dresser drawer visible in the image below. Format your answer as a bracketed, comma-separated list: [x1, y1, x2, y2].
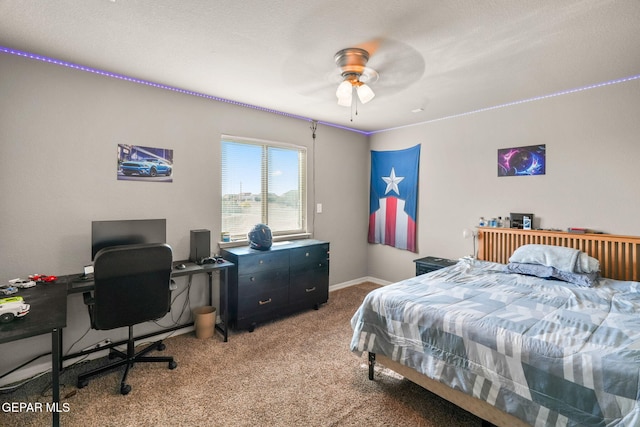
[238, 269, 288, 298]
[290, 267, 329, 304]
[237, 286, 288, 316]
[289, 244, 329, 273]
[236, 251, 289, 274]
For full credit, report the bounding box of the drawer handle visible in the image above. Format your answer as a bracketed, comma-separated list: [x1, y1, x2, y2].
[305, 287, 316, 293]
[250, 276, 255, 282]
[305, 252, 309, 257]
[259, 260, 264, 264]
[259, 298, 272, 305]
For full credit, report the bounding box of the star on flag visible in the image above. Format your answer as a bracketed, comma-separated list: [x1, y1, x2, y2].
[382, 167, 404, 195]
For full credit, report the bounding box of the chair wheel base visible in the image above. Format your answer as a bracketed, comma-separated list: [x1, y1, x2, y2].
[157, 342, 166, 351]
[120, 384, 132, 395]
[77, 379, 88, 389]
[169, 360, 177, 369]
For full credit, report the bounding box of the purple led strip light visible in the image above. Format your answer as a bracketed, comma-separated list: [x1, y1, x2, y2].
[0, 46, 368, 135]
[369, 73, 640, 135]
[3, 46, 638, 136]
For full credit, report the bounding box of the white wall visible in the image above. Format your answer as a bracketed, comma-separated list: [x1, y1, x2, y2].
[0, 53, 369, 383]
[367, 79, 640, 283]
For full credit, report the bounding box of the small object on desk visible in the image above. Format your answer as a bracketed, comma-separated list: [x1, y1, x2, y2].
[0, 285, 19, 295]
[0, 296, 30, 323]
[8, 278, 37, 288]
[199, 256, 224, 265]
[175, 263, 186, 270]
[29, 274, 58, 283]
[75, 265, 95, 281]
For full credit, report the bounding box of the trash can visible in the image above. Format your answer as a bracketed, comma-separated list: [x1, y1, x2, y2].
[193, 306, 216, 339]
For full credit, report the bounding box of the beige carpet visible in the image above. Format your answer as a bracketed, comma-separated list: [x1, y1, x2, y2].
[1, 283, 482, 426]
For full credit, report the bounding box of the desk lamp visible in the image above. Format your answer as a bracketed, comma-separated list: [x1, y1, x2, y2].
[462, 228, 477, 260]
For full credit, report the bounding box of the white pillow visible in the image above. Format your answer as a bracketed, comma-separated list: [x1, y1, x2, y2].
[509, 244, 600, 274]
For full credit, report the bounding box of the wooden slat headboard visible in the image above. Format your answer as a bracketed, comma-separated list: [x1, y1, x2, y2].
[477, 227, 640, 281]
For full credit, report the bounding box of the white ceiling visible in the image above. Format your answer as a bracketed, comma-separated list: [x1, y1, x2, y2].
[1, 0, 639, 133]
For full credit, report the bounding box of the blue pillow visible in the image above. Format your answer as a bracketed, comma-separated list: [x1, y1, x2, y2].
[505, 262, 599, 287]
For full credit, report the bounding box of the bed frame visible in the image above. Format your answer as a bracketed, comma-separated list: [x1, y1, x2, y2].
[368, 227, 640, 427]
[478, 227, 640, 281]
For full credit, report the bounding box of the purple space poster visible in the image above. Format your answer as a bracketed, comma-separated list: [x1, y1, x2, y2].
[497, 144, 546, 177]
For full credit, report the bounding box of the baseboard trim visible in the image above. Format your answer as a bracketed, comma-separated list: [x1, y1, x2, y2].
[329, 276, 390, 292]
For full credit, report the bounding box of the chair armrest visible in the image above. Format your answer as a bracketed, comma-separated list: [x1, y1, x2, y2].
[83, 291, 95, 306]
[83, 291, 96, 327]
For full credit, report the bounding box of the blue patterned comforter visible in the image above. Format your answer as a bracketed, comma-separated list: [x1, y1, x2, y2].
[350, 260, 640, 426]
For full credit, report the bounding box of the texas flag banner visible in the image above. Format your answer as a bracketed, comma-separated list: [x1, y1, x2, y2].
[368, 144, 420, 252]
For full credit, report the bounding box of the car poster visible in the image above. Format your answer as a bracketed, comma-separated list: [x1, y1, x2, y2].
[117, 144, 174, 182]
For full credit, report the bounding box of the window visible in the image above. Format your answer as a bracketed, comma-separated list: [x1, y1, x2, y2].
[221, 136, 307, 240]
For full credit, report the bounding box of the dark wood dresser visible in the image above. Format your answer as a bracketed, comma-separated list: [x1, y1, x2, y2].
[221, 239, 329, 331]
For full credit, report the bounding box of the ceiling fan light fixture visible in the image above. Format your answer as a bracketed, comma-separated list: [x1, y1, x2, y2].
[356, 83, 375, 104]
[334, 47, 378, 108]
[336, 80, 353, 98]
[336, 80, 353, 106]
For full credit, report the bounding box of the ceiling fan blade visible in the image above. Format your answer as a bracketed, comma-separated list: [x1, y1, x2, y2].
[355, 38, 383, 59]
[365, 39, 425, 95]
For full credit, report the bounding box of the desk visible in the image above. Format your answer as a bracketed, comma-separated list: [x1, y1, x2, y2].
[169, 259, 232, 342]
[1, 258, 232, 427]
[0, 281, 67, 427]
[66, 259, 233, 343]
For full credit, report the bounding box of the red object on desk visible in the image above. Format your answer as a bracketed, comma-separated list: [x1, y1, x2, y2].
[29, 274, 58, 283]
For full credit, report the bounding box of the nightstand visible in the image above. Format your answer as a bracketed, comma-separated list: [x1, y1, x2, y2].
[413, 256, 458, 276]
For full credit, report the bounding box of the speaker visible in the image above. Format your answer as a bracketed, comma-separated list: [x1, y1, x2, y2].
[190, 229, 211, 263]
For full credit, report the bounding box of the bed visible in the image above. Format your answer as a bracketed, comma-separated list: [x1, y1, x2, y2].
[351, 228, 640, 427]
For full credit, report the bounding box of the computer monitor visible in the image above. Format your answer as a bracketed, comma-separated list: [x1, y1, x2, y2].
[91, 219, 166, 260]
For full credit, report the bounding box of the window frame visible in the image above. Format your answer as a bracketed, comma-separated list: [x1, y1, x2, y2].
[220, 135, 308, 244]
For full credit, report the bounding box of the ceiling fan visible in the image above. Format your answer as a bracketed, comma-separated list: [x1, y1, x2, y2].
[334, 47, 379, 107]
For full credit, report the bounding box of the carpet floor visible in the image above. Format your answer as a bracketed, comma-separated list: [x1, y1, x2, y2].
[1, 282, 483, 426]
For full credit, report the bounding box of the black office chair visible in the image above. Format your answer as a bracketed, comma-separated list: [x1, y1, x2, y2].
[77, 243, 178, 395]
